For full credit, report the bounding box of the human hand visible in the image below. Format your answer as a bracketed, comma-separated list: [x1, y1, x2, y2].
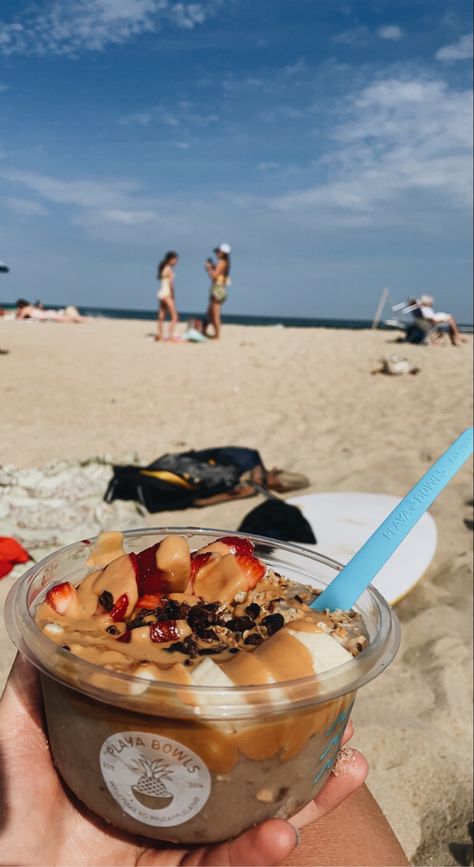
[0, 655, 367, 866]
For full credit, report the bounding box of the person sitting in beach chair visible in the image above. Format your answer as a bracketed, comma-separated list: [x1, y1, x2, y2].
[408, 296, 464, 346]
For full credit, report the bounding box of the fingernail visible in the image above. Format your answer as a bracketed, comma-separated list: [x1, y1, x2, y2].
[292, 825, 301, 848]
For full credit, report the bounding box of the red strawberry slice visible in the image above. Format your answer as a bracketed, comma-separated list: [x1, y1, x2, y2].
[190, 552, 213, 579]
[117, 629, 131, 643]
[46, 582, 77, 614]
[216, 535, 254, 555]
[135, 593, 163, 610]
[129, 545, 167, 595]
[110, 593, 129, 622]
[149, 621, 180, 643]
[235, 553, 265, 589]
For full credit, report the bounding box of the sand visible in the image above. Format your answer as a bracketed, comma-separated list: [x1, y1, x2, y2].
[0, 318, 472, 865]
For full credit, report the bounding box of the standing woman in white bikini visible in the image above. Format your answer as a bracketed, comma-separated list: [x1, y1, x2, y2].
[204, 243, 231, 339]
[156, 251, 179, 341]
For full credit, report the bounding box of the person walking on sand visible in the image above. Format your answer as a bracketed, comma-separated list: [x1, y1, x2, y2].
[203, 243, 231, 339]
[156, 251, 179, 341]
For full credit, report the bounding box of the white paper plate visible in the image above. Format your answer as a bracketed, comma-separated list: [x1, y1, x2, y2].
[288, 492, 437, 604]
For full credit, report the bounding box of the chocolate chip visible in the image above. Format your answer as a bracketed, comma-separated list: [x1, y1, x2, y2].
[294, 594, 304, 604]
[245, 603, 261, 618]
[262, 613, 284, 635]
[99, 590, 114, 611]
[106, 625, 118, 635]
[244, 633, 264, 646]
[229, 647, 240, 654]
[225, 616, 255, 633]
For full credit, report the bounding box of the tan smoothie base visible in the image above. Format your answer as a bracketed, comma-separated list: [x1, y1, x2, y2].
[41, 674, 354, 844]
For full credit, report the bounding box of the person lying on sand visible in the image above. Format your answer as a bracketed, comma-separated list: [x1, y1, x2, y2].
[15, 299, 88, 323]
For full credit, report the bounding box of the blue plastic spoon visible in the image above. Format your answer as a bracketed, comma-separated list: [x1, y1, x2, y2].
[312, 427, 473, 612]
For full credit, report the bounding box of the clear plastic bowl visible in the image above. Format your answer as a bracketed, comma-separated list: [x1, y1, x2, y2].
[5, 528, 400, 844]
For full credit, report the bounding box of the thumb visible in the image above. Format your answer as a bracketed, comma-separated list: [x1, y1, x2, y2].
[184, 819, 299, 866]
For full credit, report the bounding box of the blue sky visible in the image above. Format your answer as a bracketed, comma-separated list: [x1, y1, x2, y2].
[0, 0, 472, 321]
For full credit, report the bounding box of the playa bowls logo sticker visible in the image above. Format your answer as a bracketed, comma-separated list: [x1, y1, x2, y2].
[100, 731, 211, 827]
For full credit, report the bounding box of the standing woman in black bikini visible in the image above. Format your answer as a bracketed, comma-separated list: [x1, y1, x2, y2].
[156, 251, 179, 341]
[204, 243, 231, 339]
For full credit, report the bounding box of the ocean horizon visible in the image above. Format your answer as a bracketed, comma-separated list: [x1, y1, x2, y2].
[1, 302, 473, 331]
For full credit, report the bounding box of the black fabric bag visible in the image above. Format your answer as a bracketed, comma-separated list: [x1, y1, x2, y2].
[104, 451, 240, 513]
[238, 499, 317, 544]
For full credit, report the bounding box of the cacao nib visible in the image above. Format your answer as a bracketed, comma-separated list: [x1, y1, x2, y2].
[262, 613, 284, 635]
[99, 590, 114, 611]
[167, 637, 198, 657]
[187, 603, 218, 629]
[225, 616, 255, 633]
[197, 627, 218, 641]
[245, 603, 261, 618]
[198, 643, 228, 655]
[106, 625, 118, 635]
[244, 633, 264, 646]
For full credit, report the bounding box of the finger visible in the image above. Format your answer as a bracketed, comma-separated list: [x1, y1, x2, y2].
[289, 748, 368, 831]
[183, 819, 298, 867]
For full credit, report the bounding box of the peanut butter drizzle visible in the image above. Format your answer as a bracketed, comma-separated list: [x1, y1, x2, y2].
[194, 553, 248, 603]
[86, 531, 125, 568]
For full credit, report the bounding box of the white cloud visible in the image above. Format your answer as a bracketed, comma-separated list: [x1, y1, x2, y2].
[175, 141, 191, 149]
[117, 110, 153, 126]
[258, 161, 280, 171]
[377, 25, 403, 41]
[268, 76, 473, 228]
[4, 196, 48, 217]
[332, 26, 368, 46]
[436, 33, 473, 61]
[0, 0, 221, 57]
[100, 208, 156, 224]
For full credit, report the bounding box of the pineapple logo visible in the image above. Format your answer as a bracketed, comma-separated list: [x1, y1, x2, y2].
[100, 730, 211, 827]
[130, 757, 174, 810]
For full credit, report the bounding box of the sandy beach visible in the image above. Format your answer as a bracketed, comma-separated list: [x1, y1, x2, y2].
[0, 318, 472, 866]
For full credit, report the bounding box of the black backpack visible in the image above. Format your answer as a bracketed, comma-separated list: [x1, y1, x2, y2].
[104, 451, 240, 513]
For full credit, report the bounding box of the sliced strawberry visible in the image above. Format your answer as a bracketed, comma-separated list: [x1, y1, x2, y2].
[135, 593, 163, 610]
[149, 621, 180, 643]
[216, 535, 254, 556]
[129, 545, 167, 595]
[110, 593, 129, 622]
[190, 552, 213, 579]
[46, 582, 77, 614]
[235, 553, 266, 589]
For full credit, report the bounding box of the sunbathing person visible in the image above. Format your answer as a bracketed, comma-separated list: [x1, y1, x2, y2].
[15, 299, 88, 323]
